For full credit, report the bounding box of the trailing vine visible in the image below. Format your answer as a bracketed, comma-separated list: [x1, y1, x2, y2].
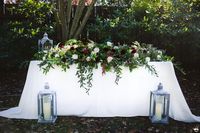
[76, 64, 93, 94]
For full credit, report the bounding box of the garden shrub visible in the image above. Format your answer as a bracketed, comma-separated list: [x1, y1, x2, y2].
[0, 0, 56, 70]
[9, 0, 55, 39]
[86, 0, 200, 68]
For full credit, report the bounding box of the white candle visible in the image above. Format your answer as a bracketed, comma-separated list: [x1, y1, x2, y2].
[155, 102, 163, 120]
[43, 95, 52, 120]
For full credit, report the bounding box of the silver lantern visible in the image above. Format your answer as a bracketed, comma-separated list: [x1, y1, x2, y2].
[38, 33, 53, 51]
[149, 83, 170, 124]
[38, 82, 57, 123]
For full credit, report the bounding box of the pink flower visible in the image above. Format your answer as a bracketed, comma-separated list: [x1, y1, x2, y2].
[82, 48, 90, 55]
[107, 56, 113, 63]
[72, 54, 78, 60]
[93, 47, 100, 53]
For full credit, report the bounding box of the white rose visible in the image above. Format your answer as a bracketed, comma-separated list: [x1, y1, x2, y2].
[132, 45, 138, 49]
[42, 56, 46, 60]
[107, 56, 113, 63]
[86, 57, 91, 62]
[133, 53, 139, 58]
[107, 41, 113, 47]
[64, 45, 71, 50]
[73, 44, 78, 48]
[114, 46, 119, 49]
[72, 54, 78, 60]
[157, 55, 161, 60]
[88, 42, 95, 48]
[93, 47, 100, 53]
[158, 50, 162, 55]
[133, 41, 140, 46]
[55, 54, 59, 58]
[145, 57, 151, 62]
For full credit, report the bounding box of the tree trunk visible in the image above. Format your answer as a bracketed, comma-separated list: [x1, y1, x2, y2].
[55, 0, 97, 42]
[66, 0, 73, 39]
[74, 0, 97, 39]
[57, 0, 68, 41]
[69, 0, 85, 38]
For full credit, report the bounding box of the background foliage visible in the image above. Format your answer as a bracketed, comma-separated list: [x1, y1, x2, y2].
[0, 0, 200, 69]
[87, 0, 200, 68]
[0, 0, 55, 70]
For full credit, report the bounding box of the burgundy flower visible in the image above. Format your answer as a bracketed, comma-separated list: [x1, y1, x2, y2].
[70, 46, 75, 50]
[58, 42, 65, 48]
[82, 48, 89, 55]
[131, 48, 137, 54]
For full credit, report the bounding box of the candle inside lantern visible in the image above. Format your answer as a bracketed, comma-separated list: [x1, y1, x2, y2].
[155, 102, 163, 120]
[43, 95, 52, 120]
[149, 83, 170, 124]
[44, 43, 51, 50]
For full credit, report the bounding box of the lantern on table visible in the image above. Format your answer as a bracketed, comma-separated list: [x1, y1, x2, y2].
[149, 83, 170, 124]
[38, 82, 57, 123]
[38, 33, 53, 51]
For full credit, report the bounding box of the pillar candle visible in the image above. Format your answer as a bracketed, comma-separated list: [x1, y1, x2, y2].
[43, 95, 51, 120]
[155, 102, 163, 120]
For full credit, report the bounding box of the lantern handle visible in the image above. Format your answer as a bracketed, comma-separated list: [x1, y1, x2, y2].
[44, 82, 50, 89]
[158, 83, 163, 90]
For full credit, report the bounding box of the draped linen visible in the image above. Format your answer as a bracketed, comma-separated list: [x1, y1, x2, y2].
[0, 61, 199, 122]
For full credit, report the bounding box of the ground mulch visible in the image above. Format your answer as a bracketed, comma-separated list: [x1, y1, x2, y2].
[0, 66, 199, 133]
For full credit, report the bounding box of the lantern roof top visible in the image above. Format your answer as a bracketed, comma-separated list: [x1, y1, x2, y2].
[152, 83, 169, 95]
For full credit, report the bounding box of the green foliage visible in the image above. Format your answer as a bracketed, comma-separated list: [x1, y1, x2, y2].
[9, 0, 55, 39]
[0, 0, 56, 70]
[86, 0, 200, 67]
[36, 39, 172, 93]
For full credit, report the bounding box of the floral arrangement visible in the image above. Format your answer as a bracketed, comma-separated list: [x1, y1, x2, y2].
[35, 39, 172, 93]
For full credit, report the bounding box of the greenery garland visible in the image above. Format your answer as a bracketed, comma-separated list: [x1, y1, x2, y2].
[35, 39, 172, 94]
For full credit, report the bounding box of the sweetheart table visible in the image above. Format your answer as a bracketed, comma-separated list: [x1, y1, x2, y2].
[0, 60, 200, 122]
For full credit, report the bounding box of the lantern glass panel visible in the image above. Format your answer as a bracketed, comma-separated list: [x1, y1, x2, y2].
[149, 83, 170, 124]
[43, 41, 52, 51]
[38, 83, 57, 123]
[38, 33, 53, 52]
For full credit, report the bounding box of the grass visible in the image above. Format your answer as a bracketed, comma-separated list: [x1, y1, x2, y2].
[0, 116, 199, 132]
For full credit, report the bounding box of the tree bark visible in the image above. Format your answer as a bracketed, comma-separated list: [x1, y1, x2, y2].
[66, 0, 72, 39]
[74, 0, 97, 39]
[55, 0, 97, 41]
[59, 0, 68, 41]
[69, 0, 85, 38]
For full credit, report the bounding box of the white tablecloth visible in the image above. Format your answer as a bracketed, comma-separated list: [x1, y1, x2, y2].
[0, 61, 199, 122]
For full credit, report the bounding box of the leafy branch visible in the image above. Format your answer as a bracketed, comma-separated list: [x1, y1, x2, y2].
[76, 64, 93, 94]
